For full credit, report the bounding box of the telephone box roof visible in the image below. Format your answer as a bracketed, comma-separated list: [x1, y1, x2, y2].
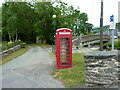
[56, 28, 72, 32]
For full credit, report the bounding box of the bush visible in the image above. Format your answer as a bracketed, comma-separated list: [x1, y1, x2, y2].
[6, 44, 13, 49]
[2, 43, 14, 51]
[8, 41, 13, 45]
[14, 40, 22, 45]
[2, 40, 26, 51]
[103, 40, 120, 50]
[21, 42, 26, 48]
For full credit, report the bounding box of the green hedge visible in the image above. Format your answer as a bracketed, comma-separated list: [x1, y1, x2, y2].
[103, 41, 120, 50]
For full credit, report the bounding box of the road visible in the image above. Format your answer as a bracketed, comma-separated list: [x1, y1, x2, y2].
[0, 46, 64, 88]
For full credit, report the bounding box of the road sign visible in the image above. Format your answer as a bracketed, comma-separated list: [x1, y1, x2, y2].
[110, 15, 114, 22]
[110, 22, 115, 29]
[110, 15, 115, 29]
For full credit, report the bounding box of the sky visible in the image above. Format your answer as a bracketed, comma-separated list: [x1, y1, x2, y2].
[62, 0, 120, 27]
[0, 0, 120, 27]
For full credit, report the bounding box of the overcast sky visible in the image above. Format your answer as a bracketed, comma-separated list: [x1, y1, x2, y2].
[62, 0, 120, 27]
[0, 0, 120, 27]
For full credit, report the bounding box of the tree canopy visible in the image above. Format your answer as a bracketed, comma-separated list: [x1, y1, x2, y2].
[2, 1, 93, 44]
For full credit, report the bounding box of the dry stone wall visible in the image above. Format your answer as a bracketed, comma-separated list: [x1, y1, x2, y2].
[84, 51, 119, 88]
[0, 45, 21, 58]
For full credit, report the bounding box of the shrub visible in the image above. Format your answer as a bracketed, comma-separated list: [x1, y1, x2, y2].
[8, 41, 13, 45]
[14, 40, 22, 45]
[103, 40, 120, 50]
[21, 42, 26, 48]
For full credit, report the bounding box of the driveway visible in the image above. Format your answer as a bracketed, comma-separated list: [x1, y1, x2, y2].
[0, 46, 64, 88]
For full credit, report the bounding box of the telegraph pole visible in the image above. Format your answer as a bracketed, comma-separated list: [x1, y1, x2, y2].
[100, 0, 103, 51]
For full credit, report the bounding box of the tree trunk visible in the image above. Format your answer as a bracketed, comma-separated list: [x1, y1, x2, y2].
[15, 29, 18, 41]
[13, 37, 14, 42]
[8, 32, 12, 41]
[15, 33, 18, 41]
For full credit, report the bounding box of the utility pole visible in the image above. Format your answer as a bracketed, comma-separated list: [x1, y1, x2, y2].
[100, 0, 103, 51]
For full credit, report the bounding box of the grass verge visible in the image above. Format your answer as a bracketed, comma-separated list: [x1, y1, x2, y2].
[0, 46, 29, 65]
[27, 43, 52, 48]
[34, 43, 52, 47]
[51, 53, 85, 88]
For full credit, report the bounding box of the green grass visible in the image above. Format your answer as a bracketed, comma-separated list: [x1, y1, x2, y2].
[33, 43, 52, 47]
[0, 42, 2, 46]
[52, 53, 85, 88]
[0, 46, 29, 65]
[2, 42, 8, 46]
[92, 50, 100, 51]
[26, 43, 52, 48]
[27, 43, 37, 47]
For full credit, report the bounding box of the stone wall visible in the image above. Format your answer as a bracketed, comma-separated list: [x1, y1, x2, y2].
[84, 51, 119, 88]
[0, 45, 21, 58]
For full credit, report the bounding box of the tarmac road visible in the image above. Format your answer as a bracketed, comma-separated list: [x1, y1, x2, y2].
[0, 46, 64, 88]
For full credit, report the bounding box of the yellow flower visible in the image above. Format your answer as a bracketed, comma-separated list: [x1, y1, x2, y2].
[8, 41, 13, 45]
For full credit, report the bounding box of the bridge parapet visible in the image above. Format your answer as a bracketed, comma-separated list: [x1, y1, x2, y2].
[72, 34, 111, 48]
[81, 35, 110, 42]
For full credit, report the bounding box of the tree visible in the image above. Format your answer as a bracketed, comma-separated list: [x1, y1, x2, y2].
[2, 1, 93, 44]
[34, 2, 56, 44]
[54, 1, 93, 36]
[2, 2, 37, 43]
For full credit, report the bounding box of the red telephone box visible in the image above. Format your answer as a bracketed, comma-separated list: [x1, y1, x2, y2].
[56, 28, 72, 69]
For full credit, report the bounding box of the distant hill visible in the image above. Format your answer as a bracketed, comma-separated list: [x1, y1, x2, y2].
[92, 25, 109, 33]
[92, 23, 120, 33]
